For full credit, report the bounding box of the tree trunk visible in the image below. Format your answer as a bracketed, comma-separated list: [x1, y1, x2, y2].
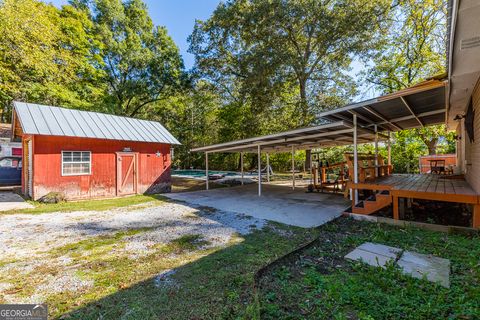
[299, 77, 309, 125]
[305, 149, 311, 171]
[425, 139, 438, 155]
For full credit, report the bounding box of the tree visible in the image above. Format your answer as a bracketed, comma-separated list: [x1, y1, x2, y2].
[190, 0, 391, 127]
[0, 0, 104, 121]
[91, 0, 185, 116]
[365, 0, 452, 159]
[365, 0, 446, 93]
[151, 81, 221, 169]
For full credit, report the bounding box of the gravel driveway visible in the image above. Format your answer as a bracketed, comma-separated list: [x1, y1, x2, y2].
[0, 199, 266, 305]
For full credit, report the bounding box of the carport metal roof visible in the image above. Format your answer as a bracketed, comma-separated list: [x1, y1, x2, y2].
[318, 79, 447, 133]
[192, 79, 447, 154]
[192, 121, 380, 153]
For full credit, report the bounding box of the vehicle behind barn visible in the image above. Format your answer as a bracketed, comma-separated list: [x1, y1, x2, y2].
[0, 156, 21, 186]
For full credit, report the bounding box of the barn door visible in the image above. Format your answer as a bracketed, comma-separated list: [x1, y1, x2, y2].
[116, 153, 138, 196]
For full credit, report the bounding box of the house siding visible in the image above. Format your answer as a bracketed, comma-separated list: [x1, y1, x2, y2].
[31, 135, 171, 200]
[455, 122, 463, 172]
[465, 77, 480, 193]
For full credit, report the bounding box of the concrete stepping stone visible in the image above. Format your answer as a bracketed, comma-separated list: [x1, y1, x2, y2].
[345, 242, 451, 288]
[345, 242, 402, 268]
[397, 251, 450, 288]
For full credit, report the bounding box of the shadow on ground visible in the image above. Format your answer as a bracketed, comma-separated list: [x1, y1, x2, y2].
[60, 219, 316, 320]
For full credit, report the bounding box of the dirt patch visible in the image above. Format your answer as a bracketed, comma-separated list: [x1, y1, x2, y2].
[171, 176, 227, 193]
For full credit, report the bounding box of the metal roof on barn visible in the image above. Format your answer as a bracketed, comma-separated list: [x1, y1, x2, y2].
[13, 101, 180, 145]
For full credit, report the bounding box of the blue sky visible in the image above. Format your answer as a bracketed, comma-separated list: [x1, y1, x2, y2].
[46, 0, 221, 69]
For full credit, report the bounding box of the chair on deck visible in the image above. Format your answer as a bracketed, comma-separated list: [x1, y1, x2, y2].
[429, 159, 446, 174]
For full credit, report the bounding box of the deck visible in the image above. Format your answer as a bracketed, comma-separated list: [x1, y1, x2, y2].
[347, 174, 480, 228]
[351, 174, 477, 203]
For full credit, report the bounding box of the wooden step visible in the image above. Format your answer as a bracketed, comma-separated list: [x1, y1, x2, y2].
[352, 200, 366, 214]
[352, 190, 392, 214]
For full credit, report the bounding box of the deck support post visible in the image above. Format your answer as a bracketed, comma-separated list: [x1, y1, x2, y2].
[205, 152, 209, 190]
[374, 124, 379, 177]
[353, 114, 359, 204]
[258, 145, 262, 196]
[240, 152, 244, 186]
[393, 195, 399, 220]
[292, 146, 295, 190]
[399, 197, 406, 220]
[473, 204, 480, 229]
[266, 153, 270, 182]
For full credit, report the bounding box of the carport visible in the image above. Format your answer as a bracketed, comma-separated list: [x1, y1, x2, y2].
[192, 78, 447, 205]
[194, 120, 382, 202]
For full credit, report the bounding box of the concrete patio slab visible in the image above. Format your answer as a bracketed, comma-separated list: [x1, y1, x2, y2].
[397, 251, 451, 288]
[164, 183, 350, 228]
[0, 192, 33, 211]
[345, 242, 402, 268]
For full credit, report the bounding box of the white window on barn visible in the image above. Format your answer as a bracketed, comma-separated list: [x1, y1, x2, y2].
[62, 151, 91, 176]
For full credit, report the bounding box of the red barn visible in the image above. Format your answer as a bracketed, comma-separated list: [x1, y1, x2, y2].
[11, 101, 180, 200]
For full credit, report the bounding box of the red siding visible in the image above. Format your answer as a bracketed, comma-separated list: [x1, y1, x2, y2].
[418, 154, 456, 174]
[30, 135, 171, 200]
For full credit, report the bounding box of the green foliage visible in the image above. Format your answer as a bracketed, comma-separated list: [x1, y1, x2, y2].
[0, 0, 455, 172]
[0, 0, 106, 121]
[0, 0, 185, 122]
[362, 0, 453, 169]
[91, 0, 185, 116]
[187, 0, 391, 169]
[148, 81, 221, 169]
[365, 0, 447, 93]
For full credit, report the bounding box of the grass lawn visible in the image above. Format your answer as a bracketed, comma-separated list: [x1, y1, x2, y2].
[60, 222, 317, 320]
[0, 194, 166, 215]
[0, 177, 222, 215]
[0, 193, 318, 319]
[2, 184, 479, 319]
[258, 217, 480, 319]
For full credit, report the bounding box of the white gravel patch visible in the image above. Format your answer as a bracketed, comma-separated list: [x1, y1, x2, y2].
[0, 201, 266, 261]
[37, 273, 94, 294]
[0, 282, 12, 291]
[0, 199, 267, 299]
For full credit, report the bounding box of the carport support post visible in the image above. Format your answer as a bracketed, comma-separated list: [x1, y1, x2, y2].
[257, 145, 262, 196]
[374, 125, 379, 177]
[266, 153, 270, 182]
[291, 146, 295, 190]
[205, 152, 209, 190]
[353, 114, 359, 204]
[240, 152, 244, 186]
[387, 131, 392, 173]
